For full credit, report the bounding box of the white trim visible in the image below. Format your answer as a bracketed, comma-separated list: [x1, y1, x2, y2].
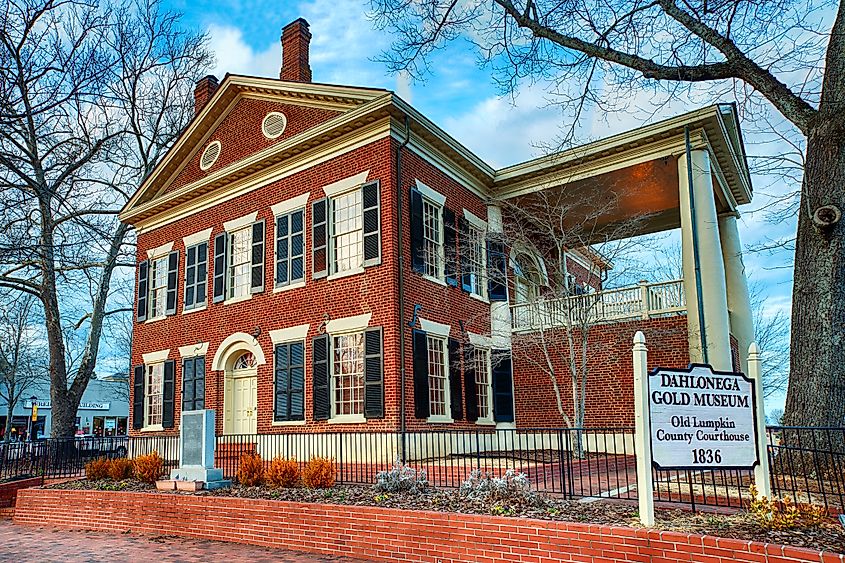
[272, 420, 307, 427]
[271, 192, 310, 217]
[211, 332, 267, 371]
[325, 313, 372, 334]
[422, 274, 447, 287]
[181, 304, 207, 315]
[269, 324, 310, 344]
[261, 112, 288, 139]
[462, 209, 487, 230]
[414, 179, 446, 206]
[469, 292, 489, 304]
[427, 416, 454, 424]
[322, 170, 370, 198]
[223, 293, 252, 305]
[327, 267, 365, 281]
[273, 280, 306, 293]
[199, 141, 221, 171]
[223, 211, 258, 233]
[182, 228, 213, 249]
[141, 424, 164, 433]
[419, 318, 450, 337]
[327, 414, 366, 424]
[142, 349, 170, 364]
[178, 342, 209, 358]
[145, 242, 173, 260]
[467, 332, 494, 349]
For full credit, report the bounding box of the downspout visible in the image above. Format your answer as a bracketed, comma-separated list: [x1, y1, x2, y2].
[684, 126, 708, 365]
[396, 114, 411, 462]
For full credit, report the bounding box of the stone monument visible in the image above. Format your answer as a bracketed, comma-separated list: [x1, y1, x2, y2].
[170, 409, 230, 490]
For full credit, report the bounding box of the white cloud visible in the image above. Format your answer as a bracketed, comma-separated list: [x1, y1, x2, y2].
[207, 24, 279, 78]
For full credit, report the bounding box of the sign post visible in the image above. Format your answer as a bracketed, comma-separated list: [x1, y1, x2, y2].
[632, 331, 655, 526]
[747, 343, 772, 498]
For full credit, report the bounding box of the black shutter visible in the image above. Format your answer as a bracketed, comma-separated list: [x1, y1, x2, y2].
[165, 250, 179, 315]
[184, 246, 196, 309]
[290, 210, 304, 282]
[132, 365, 144, 429]
[312, 198, 328, 279]
[463, 344, 479, 422]
[487, 240, 508, 301]
[196, 242, 208, 306]
[409, 187, 425, 273]
[312, 334, 330, 420]
[491, 349, 514, 422]
[412, 329, 430, 418]
[289, 342, 304, 420]
[364, 327, 384, 418]
[250, 220, 265, 293]
[459, 217, 473, 292]
[136, 260, 148, 322]
[182, 357, 195, 411]
[195, 358, 205, 410]
[162, 359, 175, 428]
[274, 344, 290, 422]
[448, 337, 463, 420]
[213, 232, 227, 302]
[275, 214, 289, 286]
[443, 208, 458, 287]
[362, 181, 381, 266]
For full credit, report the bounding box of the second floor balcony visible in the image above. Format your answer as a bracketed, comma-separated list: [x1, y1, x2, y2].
[510, 279, 686, 332]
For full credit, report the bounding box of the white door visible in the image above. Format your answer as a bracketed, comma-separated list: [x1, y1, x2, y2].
[231, 370, 257, 435]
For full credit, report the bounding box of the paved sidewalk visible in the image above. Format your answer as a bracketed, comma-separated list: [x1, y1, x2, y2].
[0, 520, 372, 562]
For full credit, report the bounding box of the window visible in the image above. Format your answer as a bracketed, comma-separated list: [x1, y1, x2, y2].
[149, 256, 168, 319]
[184, 242, 208, 310]
[228, 227, 252, 299]
[145, 363, 164, 427]
[275, 209, 305, 287]
[427, 335, 449, 418]
[274, 341, 304, 422]
[332, 190, 363, 274]
[332, 332, 364, 417]
[233, 352, 257, 370]
[182, 356, 205, 411]
[422, 199, 443, 279]
[474, 348, 493, 421]
[464, 224, 485, 297]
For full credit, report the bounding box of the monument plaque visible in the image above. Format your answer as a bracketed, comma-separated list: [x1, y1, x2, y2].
[648, 364, 758, 470]
[170, 409, 229, 489]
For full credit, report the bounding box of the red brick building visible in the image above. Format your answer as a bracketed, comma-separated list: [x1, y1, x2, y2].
[119, 19, 755, 439]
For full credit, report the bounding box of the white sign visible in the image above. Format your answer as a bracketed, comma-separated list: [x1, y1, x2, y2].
[104, 418, 116, 430]
[24, 400, 110, 411]
[648, 364, 758, 470]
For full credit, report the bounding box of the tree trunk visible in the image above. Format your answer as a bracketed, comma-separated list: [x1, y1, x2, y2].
[3, 396, 14, 443]
[783, 123, 845, 429]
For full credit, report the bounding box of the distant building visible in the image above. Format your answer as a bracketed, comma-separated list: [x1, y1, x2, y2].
[0, 378, 129, 440]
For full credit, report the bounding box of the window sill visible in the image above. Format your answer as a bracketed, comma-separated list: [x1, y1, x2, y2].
[422, 274, 447, 287]
[426, 416, 454, 424]
[144, 316, 166, 324]
[475, 418, 496, 426]
[273, 280, 306, 293]
[271, 420, 306, 427]
[328, 415, 366, 424]
[141, 425, 164, 432]
[182, 304, 207, 315]
[469, 292, 489, 304]
[327, 267, 364, 281]
[224, 293, 252, 305]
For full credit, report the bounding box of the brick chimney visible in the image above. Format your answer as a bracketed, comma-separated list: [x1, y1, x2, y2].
[280, 18, 312, 82]
[194, 75, 219, 115]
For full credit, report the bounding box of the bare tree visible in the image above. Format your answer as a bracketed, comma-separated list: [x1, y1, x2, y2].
[0, 0, 211, 437]
[0, 293, 48, 442]
[371, 0, 845, 428]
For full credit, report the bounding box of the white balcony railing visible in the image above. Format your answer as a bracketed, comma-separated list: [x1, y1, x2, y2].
[510, 279, 686, 332]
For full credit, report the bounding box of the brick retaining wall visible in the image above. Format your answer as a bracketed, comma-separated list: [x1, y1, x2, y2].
[14, 489, 843, 562]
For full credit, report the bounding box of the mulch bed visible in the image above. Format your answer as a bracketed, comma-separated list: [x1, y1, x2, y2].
[48, 479, 845, 554]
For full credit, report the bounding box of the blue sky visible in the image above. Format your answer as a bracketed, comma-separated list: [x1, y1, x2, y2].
[155, 0, 797, 409]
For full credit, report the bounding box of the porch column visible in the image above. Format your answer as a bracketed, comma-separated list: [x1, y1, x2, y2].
[487, 204, 515, 429]
[719, 213, 755, 370]
[678, 149, 733, 370]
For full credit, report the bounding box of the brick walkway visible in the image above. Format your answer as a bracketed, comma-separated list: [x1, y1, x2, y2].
[0, 520, 372, 562]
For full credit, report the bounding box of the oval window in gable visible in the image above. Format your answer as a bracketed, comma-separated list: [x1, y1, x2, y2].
[262, 112, 287, 139]
[199, 140, 221, 171]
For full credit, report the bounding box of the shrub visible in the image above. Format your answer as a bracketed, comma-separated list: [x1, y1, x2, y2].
[107, 458, 134, 481]
[374, 458, 428, 493]
[85, 457, 111, 481]
[237, 452, 265, 486]
[302, 456, 335, 489]
[133, 451, 165, 484]
[748, 485, 828, 530]
[266, 457, 300, 488]
[460, 469, 538, 506]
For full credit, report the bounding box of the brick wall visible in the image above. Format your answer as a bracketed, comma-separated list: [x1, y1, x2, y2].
[14, 489, 841, 563]
[512, 316, 690, 427]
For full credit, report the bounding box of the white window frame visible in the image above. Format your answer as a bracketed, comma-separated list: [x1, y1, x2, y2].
[327, 187, 365, 279]
[473, 347, 495, 425]
[226, 225, 252, 302]
[329, 330, 366, 423]
[148, 255, 169, 322]
[426, 334, 452, 423]
[182, 229, 212, 314]
[465, 222, 487, 300]
[422, 197, 445, 284]
[144, 362, 164, 431]
[273, 207, 307, 292]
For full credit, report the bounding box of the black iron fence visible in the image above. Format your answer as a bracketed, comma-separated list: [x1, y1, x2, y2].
[2, 426, 843, 514]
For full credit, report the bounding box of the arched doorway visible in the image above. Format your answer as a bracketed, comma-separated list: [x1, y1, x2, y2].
[225, 350, 258, 435]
